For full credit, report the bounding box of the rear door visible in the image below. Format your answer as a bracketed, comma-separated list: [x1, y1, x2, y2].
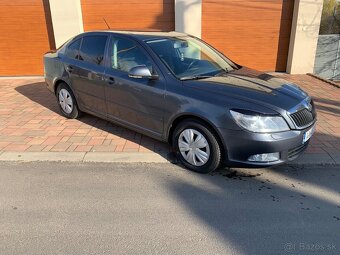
[63, 38, 82, 92]
[71, 34, 109, 116]
[104, 36, 166, 136]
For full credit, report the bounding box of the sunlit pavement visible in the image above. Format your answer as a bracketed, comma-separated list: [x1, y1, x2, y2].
[0, 74, 339, 165]
[0, 162, 339, 255]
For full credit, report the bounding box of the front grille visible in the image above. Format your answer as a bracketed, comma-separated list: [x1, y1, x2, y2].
[288, 142, 309, 160]
[290, 109, 314, 127]
[290, 101, 316, 128]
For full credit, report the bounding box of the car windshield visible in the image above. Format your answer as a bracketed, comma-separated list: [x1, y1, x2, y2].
[146, 36, 237, 80]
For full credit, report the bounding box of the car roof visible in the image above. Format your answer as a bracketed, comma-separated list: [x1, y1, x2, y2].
[81, 30, 188, 41]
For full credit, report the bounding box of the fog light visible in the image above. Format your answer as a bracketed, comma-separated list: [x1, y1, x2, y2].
[248, 152, 280, 162]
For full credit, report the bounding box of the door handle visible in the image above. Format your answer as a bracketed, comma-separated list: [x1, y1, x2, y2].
[92, 72, 103, 80]
[66, 65, 73, 73]
[105, 76, 115, 85]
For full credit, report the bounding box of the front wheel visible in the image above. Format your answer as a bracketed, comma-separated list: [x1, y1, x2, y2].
[172, 120, 222, 173]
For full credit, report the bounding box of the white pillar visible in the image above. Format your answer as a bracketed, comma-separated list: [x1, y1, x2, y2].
[286, 0, 324, 74]
[49, 0, 84, 48]
[175, 0, 202, 38]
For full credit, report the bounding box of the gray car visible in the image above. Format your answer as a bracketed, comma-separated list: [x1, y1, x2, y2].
[44, 31, 317, 173]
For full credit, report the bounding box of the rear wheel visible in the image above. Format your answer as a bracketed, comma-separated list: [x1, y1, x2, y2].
[172, 120, 222, 173]
[56, 83, 81, 119]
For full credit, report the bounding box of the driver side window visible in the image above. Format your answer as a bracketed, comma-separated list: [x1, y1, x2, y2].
[111, 37, 153, 73]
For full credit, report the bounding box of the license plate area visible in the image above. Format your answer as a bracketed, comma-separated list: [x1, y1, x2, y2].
[303, 124, 315, 144]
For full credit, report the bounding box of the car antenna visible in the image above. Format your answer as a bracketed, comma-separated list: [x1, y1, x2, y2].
[103, 18, 111, 29]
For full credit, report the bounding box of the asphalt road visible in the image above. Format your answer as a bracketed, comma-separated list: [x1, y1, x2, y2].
[0, 162, 339, 255]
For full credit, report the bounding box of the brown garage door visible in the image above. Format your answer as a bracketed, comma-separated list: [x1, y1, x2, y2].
[0, 0, 54, 76]
[81, 0, 175, 32]
[202, 0, 294, 71]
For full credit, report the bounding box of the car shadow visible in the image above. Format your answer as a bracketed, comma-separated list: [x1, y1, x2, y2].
[313, 97, 340, 116]
[15, 80, 339, 163]
[14, 80, 340, 253]
[162, 163, 340, 254]
[15, 82, 175, 161]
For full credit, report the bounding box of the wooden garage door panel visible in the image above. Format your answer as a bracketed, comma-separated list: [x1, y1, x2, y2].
[0, 1, 52, 75]
[81, 0, 175, 31]
[0, 0, 44, 5]
[202, 0, 294, 71]
[203, 0, 293, 20]
[204, 22, 292, 38]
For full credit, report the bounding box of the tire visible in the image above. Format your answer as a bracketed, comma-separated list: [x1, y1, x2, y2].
[56, 83, 81, 119]
[172, 120, 222, 173]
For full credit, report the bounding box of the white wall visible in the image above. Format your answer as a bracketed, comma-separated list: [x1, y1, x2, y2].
[49, 0, 84, 48]
[175, 0, 202, 38]
[287, 0, 324, 74]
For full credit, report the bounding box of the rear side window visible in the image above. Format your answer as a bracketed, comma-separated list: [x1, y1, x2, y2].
[65, 38, 81, 59]
[79, 35, 108, 65]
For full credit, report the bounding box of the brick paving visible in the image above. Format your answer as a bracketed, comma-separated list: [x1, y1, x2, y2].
[0, 78, 169, 154]
[279, 74, 340, 156]
[0, 75, 339, 158]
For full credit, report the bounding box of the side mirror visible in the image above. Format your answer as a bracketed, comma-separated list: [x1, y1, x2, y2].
[128, 66, 158, 80]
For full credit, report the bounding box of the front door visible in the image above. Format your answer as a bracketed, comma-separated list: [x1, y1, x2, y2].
[104, 36, 166, 136]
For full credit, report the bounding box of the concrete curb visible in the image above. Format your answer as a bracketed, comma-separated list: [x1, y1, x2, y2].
[0, 151, 339, 166]
[306, 73, 340, 89]
[0, 152, 86, 162]
[0, 152, 169, 163]
[83, 152, 168, 163]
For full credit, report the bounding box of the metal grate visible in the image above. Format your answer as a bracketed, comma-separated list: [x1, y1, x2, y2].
[288, 142, 309, 160]
[290, 102, 316, 128]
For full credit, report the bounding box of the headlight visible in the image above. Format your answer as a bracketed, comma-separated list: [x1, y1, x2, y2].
[230, 110, 289, 133]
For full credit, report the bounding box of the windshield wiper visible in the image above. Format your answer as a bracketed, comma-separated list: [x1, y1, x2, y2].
[214, 68, 230, 77]
[180, 75, 213, 81]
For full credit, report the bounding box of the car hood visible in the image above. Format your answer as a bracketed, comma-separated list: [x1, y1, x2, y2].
[183, 67, 309, 113]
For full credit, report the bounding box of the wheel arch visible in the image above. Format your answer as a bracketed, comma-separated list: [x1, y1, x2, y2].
[167, 114, 226, 158]
[53, 78, 73, 95]
[53, 79, 80, 109]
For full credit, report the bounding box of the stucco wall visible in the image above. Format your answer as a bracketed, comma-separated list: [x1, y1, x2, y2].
[49, 0, 84, 48]
[175, 0, 202, 38]
[287, 0, 324, 74]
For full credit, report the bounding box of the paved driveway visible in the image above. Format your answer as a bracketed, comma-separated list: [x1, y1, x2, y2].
[0, 78, 169, 154]
[0, 75, 339, 160]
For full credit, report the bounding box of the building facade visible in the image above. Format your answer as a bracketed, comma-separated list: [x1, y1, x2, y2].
[0, 0, 324, 76]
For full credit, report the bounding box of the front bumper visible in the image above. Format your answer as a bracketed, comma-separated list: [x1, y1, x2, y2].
[219, 123, 316, 167]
